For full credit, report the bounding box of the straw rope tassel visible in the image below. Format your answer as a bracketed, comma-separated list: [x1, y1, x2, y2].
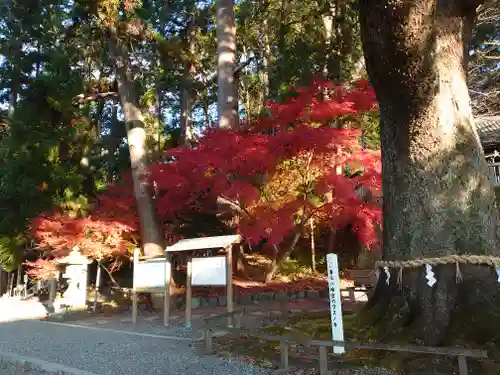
[397, 267, 403, 290]
[455, 262, 463, 283]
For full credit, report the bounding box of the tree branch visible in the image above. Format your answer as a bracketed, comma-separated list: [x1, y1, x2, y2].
[72, 92, 119, 106]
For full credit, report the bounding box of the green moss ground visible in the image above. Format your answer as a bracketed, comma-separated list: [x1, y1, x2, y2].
[214, 309, 500, 374]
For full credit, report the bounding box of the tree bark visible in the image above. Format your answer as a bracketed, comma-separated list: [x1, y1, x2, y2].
[180, 15, 196, 146]
[107, 28, 165, 257]
[260, 11, 271, 107]
[359, 0, 498, 347]
[216, 0, 239, 130]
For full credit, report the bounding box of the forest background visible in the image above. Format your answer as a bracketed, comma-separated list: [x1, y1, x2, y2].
[0, 0, 497, 287]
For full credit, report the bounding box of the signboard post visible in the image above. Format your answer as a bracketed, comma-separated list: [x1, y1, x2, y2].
[165, 235, 240, 328]
[132, 248, 171, 325]
[326, 253, 345, 354]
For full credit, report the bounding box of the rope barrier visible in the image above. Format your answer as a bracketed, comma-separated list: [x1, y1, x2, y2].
[374, 254, 500, 286]
[375, 254, 500, 269]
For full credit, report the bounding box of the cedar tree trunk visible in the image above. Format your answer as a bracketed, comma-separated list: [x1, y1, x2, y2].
[107, 29, 165, 257]
[216, 0, 238, 129]
[359, 0, 500, 347]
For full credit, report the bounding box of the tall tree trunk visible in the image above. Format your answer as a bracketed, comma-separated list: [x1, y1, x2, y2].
[180, 86, 194, 145]
[273, 0, 288, 96]
[260, 1, 271, 106]
[321, 2, 335, 80]
[8, 80, 17, 119]
[107, 28, 164, 257]
[203, 95, 211, 128]
[180, 17, 196, 145]
[154, 52, 163, 155]
[216, 0, 238, 130]
[108, 103, 119, 183]
[359, 0, 498, 347]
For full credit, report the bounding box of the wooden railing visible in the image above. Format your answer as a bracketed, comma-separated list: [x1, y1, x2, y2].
[343, 269, 377, 288]
[202, 310, 487, 375]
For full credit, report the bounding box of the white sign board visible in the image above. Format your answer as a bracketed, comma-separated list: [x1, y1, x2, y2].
[326, 253, 345, 354]
[191, 256, 227, 286]
[134, 260, 170, 291]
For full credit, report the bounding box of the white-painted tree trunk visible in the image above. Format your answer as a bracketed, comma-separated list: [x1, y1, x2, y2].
[216, 0, 238, 129]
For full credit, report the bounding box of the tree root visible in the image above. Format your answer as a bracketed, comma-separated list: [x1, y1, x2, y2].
[350, 265, 500, 374]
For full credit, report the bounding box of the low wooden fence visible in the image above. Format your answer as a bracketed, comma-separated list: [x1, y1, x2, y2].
[202, 311, 487, 375]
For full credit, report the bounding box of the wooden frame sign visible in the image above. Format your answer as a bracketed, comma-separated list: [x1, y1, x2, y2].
[165, 234, 241, 328]
[131, 235, 241, 328]
[131, 249, 170, 325]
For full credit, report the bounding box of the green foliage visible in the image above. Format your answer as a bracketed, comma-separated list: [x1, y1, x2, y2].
[276, 258, 314, 278]
[0, 234, 26, 272]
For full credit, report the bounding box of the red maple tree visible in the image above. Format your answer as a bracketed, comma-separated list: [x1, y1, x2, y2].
[27, 78, 381, 279]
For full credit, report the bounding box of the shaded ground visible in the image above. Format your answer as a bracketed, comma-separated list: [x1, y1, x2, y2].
[0, 360, 54, 375]
[213, 311, 398, 375]
[212, 310, 496, 375]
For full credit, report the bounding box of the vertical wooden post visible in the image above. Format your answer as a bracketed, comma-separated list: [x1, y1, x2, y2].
[319, 345, 328, 375]
[310, 217, 316, 273]
[204, 329, 213, 353]
[185, 254, 192, 328]
[458, 355, 468, 375]
[93, 260, 102, 312]
[132, 248, 139, 325]
[348, 287, 355, 302]
[16, 267, 21, 287]
[23, 274, 27, 299]
[280, 341, 289, 369]
[226, 245, 233, 327]
[8, 273, 13, 297]
[49, 277, 57, 306]
[163, 251, 171, 327]
[234, 310, 243, 328]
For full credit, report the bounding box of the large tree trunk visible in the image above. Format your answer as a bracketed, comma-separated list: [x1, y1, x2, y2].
[107, 28, 164, 257]
[359, 0, 499, 348]
[216, 0, 238, 130]
[180, 16, 196, 146]
[260, 6, 271, 107]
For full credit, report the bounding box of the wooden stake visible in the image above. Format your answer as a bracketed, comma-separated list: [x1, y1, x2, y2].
[132, 248, 139, 325]
[164, 252, 171, 327]
[93, 261, 102, 312]
[319, 345, 328, 375]
[185, 255, 192, 328]
[458, 355, 468, 375]
[310, 217, 316, 273]
[280, 341, 289, 369]
[226, 245, 233, 327]
[204, 329, 213, 353]
[49, 278, 57, 306]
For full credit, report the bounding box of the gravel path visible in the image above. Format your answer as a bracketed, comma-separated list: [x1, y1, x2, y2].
[0, 360, 52, 375]
[0, 320, 269, 375]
